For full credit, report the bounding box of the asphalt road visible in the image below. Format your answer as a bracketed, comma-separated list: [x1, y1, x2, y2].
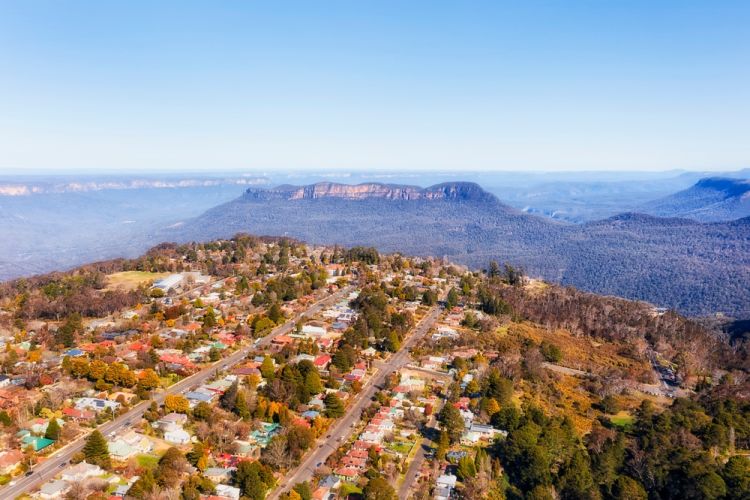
[270, 304, 444, 500]
[0, 285, 353, 500]
[398, 397, 444, 500]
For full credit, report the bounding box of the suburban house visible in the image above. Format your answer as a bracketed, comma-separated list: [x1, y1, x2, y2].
[0, 450, 23, 474]
[301, 325, 327, 338]
[108, 431, 153, 460]
[164, 425, 191, 445]
[421, 356, 448, 371]
[17, 430, 54, 452]
[204, 467, 234, 484]
[215, 484, 241, 500]
[435, 473, 457, 500]
[249, 422, 280, 448]
[74, 397, 120, 414]
[157, 412, 188, 429]
[62, 407, 95, 421]
[39, 479, 71, 499]
[432, 326, 459, 341]
[61, 461, 105, 482]
[184, 389, 214, 405]
[312, 486, 334, 500]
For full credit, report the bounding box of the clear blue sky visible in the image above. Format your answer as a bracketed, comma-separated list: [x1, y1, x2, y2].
[0, 1, 748, 173]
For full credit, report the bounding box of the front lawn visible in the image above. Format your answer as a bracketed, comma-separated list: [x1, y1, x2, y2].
[136, 454, 160, 469]
[388, 440, 415, 455]
[339, 483, 362, 497]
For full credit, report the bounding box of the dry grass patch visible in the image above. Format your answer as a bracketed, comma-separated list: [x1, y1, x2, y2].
[106, 271, 169, 291]
[514, 323, 651, 376]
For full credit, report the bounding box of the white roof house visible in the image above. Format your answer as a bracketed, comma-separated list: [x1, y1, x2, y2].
[436, 473, 458, 500]
[75, 397, 120, 413]
[39, 479, 71, 499]
[153, 274, 184, 291]
[359, 430, 384, 444]
[460, 409, 475, 428]
[164, 426, 191, 445]
[301, 325, 327, 338]
[61, 462, 104, 482]
[215, 484, 241, 500]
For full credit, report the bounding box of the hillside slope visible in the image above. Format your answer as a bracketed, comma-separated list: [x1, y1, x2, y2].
[165, 182, 750, 317]
[641, 177, 750, 222]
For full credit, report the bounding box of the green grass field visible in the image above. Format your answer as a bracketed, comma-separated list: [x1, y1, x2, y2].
[339, 483, 362, 496]
[136, 454, 160, 469]
[610, 411, 635, 428]
[388, 440, 415, 455]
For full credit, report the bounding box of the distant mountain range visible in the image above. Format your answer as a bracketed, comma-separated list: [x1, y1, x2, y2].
[640, 177, 750, 222]
[0, 175, 268, 196]
[0, 183, 251, 279]
[167, 181, 750, 318]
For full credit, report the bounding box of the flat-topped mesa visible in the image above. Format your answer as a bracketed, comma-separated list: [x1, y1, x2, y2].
[693, 177, 750, 199]
[243, 181, 496, 202]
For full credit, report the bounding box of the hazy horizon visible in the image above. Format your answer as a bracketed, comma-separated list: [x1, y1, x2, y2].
[0, 166, 748, 177]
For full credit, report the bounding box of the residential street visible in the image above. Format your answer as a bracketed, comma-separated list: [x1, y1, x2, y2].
[0, 286, 353, 500]
[398, 397, 445, 499]
[270, 304, 444, 500]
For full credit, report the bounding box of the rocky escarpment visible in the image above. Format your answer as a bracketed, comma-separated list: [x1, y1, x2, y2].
[243, 181, 497, 203]
[166, 181, 750, 318]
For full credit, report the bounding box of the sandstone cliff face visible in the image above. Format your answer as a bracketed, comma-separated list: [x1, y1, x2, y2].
[243, 181, 495, 202]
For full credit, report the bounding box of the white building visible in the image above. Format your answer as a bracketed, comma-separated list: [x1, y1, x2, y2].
[301, 325, 327, 338]
[435, 474, 457, 500]
[39, 479, 71, 499]
[164, 426, 191, 445]
[153, 274, 184, 291]
[215, 484, 241, 500]
[75, 397, 120, 413]
[61, 462, 104, 482]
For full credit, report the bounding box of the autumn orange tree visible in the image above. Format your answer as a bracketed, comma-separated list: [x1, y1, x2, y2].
[164, 394, 189, 413]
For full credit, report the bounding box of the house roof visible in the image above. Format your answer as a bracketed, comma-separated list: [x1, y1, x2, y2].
[0, 450, 23, 468]
[185, 391, 213, 402]
[334, 467, 360, 478]
[22, 435, 54, 451]
[272, 335, 294, 344]
[40, 479, 69, 495]
[108, 439, 134, 457]
[313, 355, 332, 367]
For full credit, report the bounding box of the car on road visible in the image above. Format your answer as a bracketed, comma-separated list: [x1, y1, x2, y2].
[25, 471, 33, 476]
[316, 462, 323, 467]
[326, 434, 331, 438]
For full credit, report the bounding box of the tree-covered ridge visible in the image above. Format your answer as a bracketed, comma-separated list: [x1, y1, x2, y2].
[401, 263, 750, 499]
[1, 232, 749, 499]
[484, 394, 750, 500]
[170, 185, 750, 317]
